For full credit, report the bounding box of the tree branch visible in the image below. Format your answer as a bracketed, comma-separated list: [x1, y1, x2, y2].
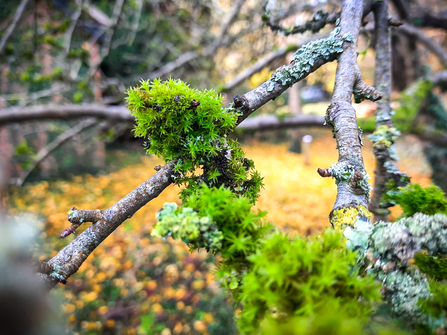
[398, 23, 447, 67]
[318, 0, 372, 223]
[205, 0, 246, 55]
[265, 10, 340, 36]
[37, 161, 176, 289]
[369, 0, 409, 222]
[0, 0, 32, 56]
[0, 104, 132, 125]
[34, 23, 364, 288]
[63, 0, 83, 56]
[15, 119, 97, 187]
[237, 114, 326, 131]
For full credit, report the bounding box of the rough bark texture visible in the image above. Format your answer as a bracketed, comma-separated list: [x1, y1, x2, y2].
[324, 0, 371, 219]
[370, 0, 408, 222]
[238, 114, 325, 131]
[37, 161, 175, 289]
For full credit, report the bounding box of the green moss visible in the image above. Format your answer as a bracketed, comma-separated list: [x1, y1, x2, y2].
[393, 79, 433, 132]
[419, 280, 447, 319]
[126, 79, 262, 203]
[414, 252, 447, 281]
[237, 228, 381, 334]
[388, 183, 447, 217]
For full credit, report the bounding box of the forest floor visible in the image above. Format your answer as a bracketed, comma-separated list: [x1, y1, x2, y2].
[7, 132, 432, 335]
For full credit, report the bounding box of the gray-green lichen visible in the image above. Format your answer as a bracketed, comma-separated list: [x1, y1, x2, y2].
[152, 202, 223, 250]
[326, 161, 371, 198]
[368, 125, 401, 149]
[343, 213, 447, 322]
[327, 161, 355, 184]
[267, 28, 354, 91]
[383, 269, 431, 320]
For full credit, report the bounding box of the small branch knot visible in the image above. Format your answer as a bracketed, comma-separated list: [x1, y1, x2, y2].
[388, 18, 403, 27]
[317, 168, 331, 177]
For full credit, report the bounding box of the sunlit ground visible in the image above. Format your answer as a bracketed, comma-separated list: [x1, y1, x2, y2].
[7, 132, 432, 335]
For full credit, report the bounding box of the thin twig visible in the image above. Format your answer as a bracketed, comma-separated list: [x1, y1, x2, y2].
[0, 0, 32, 56]
[64, 0, 83, 56]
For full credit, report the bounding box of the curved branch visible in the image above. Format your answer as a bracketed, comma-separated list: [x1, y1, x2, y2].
[398, 24, 447, 67]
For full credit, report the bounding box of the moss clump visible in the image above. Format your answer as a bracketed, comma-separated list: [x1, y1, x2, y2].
[237, 228, 381, 334]
[126, 79, 263, 203]
[154, 185, 270, 288]
[388, 183, 447, 217]
[331, 205, 372, 227]
[414, 252, 447, 281]
[419, 280, 447, 319]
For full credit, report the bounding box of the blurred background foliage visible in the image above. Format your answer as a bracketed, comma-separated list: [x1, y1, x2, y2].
[7, 133, 433, 335]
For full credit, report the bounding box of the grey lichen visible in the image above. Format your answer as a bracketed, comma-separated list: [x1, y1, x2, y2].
[327, 161, 356, 184]
[368, 125, 401, 149]
[343, 213, 447, 322]
[267, 28, 354, 91]
[326, 161, 371, 198]
[152, 202, 223, 250]
[383, 269, 431, 320]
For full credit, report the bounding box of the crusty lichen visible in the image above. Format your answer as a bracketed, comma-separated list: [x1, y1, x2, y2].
[267, 28, 354, 91]
[331, 205, 371, 227]
[368, 125, 401, 149]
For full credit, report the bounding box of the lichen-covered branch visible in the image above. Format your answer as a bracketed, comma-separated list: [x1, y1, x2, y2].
[318, 0, 374, 225]
[234, 28, 355, 124]
[264, 9, 340, 36]
[369, 0, 409, 222]
[36, 161, 175, 289]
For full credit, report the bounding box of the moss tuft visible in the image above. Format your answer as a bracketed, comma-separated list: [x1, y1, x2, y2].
[126, 79, 263, 203]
